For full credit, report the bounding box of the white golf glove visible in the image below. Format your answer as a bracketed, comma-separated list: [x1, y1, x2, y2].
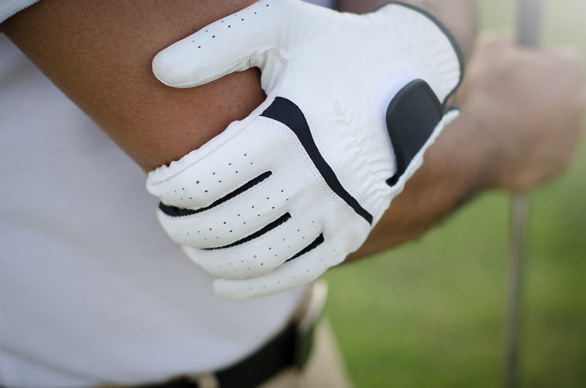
[147, 0, 463, 299]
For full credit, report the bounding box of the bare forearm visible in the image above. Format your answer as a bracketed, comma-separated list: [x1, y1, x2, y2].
[351, 36, 586, 260]
[349, 105, 495, 259]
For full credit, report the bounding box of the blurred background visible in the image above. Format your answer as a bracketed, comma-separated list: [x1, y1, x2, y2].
[324, 0, 586, 386]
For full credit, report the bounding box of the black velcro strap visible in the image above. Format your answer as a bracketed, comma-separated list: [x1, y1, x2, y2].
[385, 79, 442, 186]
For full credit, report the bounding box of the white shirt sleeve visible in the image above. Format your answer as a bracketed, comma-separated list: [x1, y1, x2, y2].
[0, 0, 40, 24]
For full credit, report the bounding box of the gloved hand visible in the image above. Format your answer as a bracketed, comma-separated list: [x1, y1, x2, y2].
[147, 0, 463, 299]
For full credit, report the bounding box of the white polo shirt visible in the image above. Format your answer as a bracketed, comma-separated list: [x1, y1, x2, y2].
[0, 1, 334, 386]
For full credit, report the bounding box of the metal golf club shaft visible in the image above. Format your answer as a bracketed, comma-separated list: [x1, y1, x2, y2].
[517, 0, 543, 48]
[503, 1, 542, 387]
[504, 194, 529, 388]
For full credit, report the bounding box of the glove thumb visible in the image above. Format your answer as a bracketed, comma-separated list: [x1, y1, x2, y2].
[152, 0, 332, 90]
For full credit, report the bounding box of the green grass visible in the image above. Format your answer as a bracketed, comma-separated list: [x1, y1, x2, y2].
[323, 1, 586, 386]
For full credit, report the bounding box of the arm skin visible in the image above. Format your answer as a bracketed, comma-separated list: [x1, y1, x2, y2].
[2, 0, 264, 172]
[3, 1, 583, 260]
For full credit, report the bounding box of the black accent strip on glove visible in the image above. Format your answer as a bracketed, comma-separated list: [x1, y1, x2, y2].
[262, 97, 373, 225]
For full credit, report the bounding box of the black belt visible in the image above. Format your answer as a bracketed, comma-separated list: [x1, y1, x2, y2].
[130, 321, 315, 388]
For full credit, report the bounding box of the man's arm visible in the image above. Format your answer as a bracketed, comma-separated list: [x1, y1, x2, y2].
[3, 0, 475, 173]
[3, 1, 583, 263]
